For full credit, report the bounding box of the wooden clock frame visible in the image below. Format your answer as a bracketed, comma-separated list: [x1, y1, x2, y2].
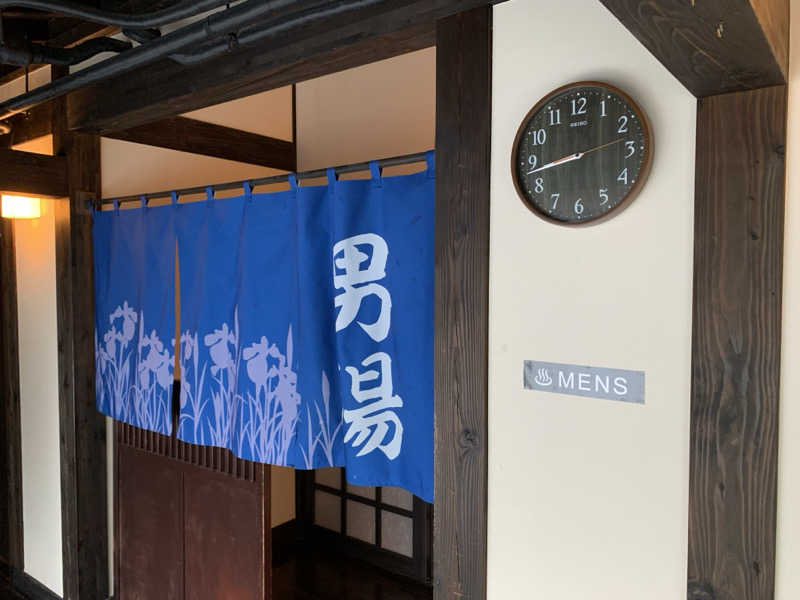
[510, 80, 653, 227]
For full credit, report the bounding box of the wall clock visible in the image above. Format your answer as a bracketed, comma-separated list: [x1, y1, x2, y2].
[511, 81, 652, 226]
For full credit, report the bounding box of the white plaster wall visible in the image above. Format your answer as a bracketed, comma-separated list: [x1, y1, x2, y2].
[488, 1, 696, 598]
[776, 1, 800, 597]
[14, 196, 63, 596]
[296, 47, 435, 171]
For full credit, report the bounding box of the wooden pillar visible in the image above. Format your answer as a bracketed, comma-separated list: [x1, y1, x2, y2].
[52, 91, 108, 600]
[689, 85, 787, 600]
[0, 218, 24, 572]
[434, 7, 491, 600]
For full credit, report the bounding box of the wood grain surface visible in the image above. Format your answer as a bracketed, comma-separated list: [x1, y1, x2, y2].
[598, 0, 788, 97]
[689, 85, 787, 600]
[104, 117, 297, 171]
[53, 87, 109, 599]
[434, 7, 491, 600]
[0, 148, 67, 197]
[66, 0, 506, 134]
[0, 219, 23, 571]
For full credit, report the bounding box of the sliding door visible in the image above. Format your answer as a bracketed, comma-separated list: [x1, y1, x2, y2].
[116, 422, 270, 600]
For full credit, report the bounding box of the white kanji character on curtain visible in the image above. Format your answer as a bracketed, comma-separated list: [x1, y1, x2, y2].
[333, 233, 392, 342]
[343, 352, 403, 460]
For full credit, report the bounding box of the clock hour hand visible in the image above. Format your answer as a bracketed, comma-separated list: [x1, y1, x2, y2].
[527, 152, 583, 174]
[526, 138, 626, 175]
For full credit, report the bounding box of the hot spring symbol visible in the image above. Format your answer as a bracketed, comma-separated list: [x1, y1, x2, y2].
[534, 368, 553, 386]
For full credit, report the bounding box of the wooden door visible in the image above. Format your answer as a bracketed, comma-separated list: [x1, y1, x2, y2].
[116, 422, 270, 600]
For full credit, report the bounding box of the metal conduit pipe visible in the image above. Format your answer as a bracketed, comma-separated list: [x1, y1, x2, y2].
[0, 37, 132, 67]
[172, 0, 384, 65]
[101, 151, 431, 206]
[0, 0, 233, 29]
[0, 0, 395, 126]
[0, 0, 311, 123]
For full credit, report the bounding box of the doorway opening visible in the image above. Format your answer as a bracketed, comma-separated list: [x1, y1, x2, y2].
[272, 467, 432, 600]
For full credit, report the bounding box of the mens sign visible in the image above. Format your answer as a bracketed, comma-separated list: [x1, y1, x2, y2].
[523, 360, 645, 405]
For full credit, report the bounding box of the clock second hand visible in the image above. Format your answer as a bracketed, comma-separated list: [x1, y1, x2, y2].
[527, 137, 626, 175]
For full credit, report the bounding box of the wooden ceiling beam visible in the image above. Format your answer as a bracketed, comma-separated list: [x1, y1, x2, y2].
[0, 147, 67, 197]
[103, 116, 297, 171]
[598, 0, 788, 97]
[0, 102, 53, 148]
[65, 0, 503, 134]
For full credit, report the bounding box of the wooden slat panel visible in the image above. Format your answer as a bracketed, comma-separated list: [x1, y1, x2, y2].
[0, 148, 67, 198]
[598, 0, 788, 97]
[103, 117, 297, 171]
[433, 7, 491, 600]
[689, 85, 787, 600]
[0, 219, 23, 570]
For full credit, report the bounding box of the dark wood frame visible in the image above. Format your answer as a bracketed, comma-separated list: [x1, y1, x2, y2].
[0, 218, 24, 573]
[433, 8, 492, 599]
[297, 469, 433, 584]
[509, 80, 653, 227]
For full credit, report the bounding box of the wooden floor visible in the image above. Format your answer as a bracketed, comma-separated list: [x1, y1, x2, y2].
[273, 549, 432, 600]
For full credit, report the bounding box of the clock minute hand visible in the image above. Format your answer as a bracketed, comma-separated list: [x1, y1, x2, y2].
[528, 152, 583, 174]
[526, 138, 626, 175]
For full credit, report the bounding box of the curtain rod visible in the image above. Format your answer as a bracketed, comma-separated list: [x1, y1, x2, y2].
[100, 150, 432, 207]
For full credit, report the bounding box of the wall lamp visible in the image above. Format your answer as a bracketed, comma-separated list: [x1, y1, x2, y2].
[1, 194, 41, 219]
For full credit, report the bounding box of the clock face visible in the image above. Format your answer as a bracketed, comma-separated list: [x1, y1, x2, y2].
[512, 82, 652, 225]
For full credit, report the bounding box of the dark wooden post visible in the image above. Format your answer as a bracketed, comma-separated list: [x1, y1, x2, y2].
[689, 85, 787, 600]
[0, 218, 24, 573]
[434, 7, 491, 600]
[52, 86, 108, 600]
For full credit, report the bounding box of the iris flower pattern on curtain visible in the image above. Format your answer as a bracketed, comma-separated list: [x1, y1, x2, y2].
[93, 154, 435, 501]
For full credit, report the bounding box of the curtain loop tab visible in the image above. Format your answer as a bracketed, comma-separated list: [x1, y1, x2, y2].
[369, 160, 382, 186]
[205, 186, 215, 204]
[140, 194, 148, 209]
[425, 150, 435, 178]
[326, 167, 337, 187]
[243, 180, 253, 201]
[170, 191, 179, 205]
[288, 173, 298, 190]
[112, 198, 120, 214]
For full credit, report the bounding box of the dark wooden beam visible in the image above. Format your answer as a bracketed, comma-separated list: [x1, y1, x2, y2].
[52, 91, 108, 600]
[689, 85, 786, 600]
[598, 0, 788, 97]
[0, 103, 53, 149]
[434, 7, 490, 600]
[0, 148, 67, 197]
[0, 219, 23, 572]
[103, 117, 296, 170]
[66, 0, 504, 134]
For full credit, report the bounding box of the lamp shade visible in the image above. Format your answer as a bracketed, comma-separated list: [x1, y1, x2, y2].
[1, 195, 41, 219]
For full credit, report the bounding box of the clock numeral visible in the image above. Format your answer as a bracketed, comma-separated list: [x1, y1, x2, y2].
[625, 141, 636, 158]
[531, 128, 547, 145]
[618, 115, 629, 134]
[600, 100, 607, 117]
[574, 198, 584, 215]
[617, 168, 629, 185]
[549, 109, 561, 126]
[551, 193, 560, 210]
[534, 178, 544, 193]
[599, 188, 609, 205]
[528, 155, 538, 170]
[571, 97, 587, 116]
